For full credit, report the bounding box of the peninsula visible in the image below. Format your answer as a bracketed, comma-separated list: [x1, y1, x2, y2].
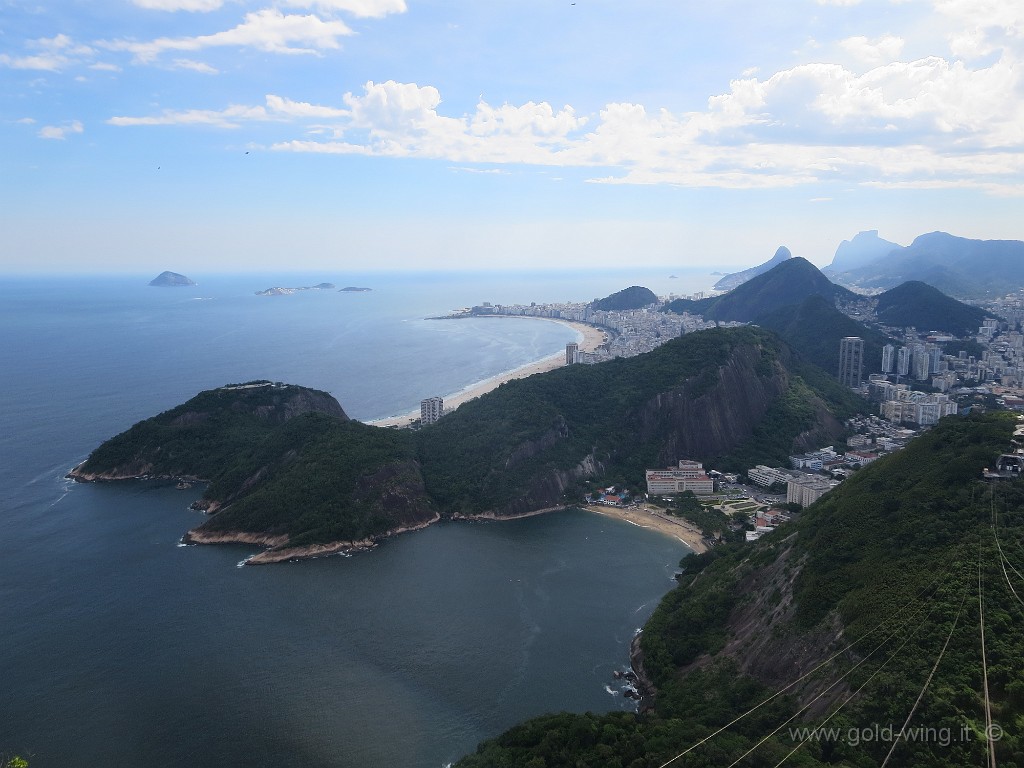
[69, 327, 861, 564]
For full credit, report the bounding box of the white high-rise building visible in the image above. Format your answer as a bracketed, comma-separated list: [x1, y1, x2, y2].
[897, 346, 911, 376]
[565, 343, 579, 365]
[881, 344, 895, 374]
[420, 396, 445, 425]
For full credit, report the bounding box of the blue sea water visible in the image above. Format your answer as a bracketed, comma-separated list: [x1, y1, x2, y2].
[0, 270, 713, 768]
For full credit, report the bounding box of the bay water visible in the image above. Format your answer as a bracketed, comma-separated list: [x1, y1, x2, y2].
[0, 270, 713, 767]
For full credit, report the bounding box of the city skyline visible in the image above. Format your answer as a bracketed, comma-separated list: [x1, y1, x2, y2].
[3, 1, 1023, 273]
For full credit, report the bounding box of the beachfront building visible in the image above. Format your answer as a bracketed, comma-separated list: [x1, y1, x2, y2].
[565, 342, 579, 365]
[420, 396, 445, 425]
[645, 460, 715, 496]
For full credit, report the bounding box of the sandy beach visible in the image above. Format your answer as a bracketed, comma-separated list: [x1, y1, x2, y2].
[581, 504, 709, 553]
[366, 317, 607, 428]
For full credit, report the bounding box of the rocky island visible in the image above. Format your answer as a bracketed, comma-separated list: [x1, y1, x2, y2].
[149, 271, 196, 287]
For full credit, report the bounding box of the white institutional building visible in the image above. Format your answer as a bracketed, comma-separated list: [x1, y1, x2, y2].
[646, 460, 715, 496]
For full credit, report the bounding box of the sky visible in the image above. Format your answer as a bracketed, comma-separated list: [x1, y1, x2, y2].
[2, 0, 1023, 273]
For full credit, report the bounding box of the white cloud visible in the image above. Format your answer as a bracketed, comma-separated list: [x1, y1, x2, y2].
[131, 0, 224, 10]
[172, 58, 219, 73]
[103, 9, 353, 62]
[38, 120, 83, 140]
[109, 38, 1024, 195]
[265, 94, 349, 118]
[0, 33, 94, 71]
[934, 0, 1024, 57]
[109, 105, 273, 128]
[840, 34, 905, 66]
[815, 0, 862, 5]
[282, 0, 407, 18]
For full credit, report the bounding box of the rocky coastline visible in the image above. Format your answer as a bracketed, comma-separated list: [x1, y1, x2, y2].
[629, 631, 658, 712]
[183, 513, 442, 565]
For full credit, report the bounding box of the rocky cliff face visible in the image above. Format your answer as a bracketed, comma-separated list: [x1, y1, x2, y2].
[478, 337, 845, 518]
[639, 345, 791, 466]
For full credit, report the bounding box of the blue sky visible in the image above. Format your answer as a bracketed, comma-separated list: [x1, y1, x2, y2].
[2, 0, 1022, 273]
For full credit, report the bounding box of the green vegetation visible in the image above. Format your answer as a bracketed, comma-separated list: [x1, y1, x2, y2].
[757, 294, 894, 379]
[456, 412, 1024, 767]
[77, 328, 862, 550]
[874, 280, 993, 335]
[666, 492, 728, 537]
[592, 285, 659, 311]
[665, 258, 858, 324]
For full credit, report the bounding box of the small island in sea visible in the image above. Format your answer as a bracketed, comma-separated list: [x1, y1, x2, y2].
[149, 271, 196, 287]
[255, 283, 335, 295]
[340, 286, 373, 292]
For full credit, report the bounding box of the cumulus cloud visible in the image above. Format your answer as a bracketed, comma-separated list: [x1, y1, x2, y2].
[103, 9, 353, 62]
[109, 41, 1024, 194]
[38, 120, 83, 139]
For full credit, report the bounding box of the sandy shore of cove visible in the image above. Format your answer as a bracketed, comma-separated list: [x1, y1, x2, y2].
[581, 504, 708, 554]
[365, 317, 607, 428]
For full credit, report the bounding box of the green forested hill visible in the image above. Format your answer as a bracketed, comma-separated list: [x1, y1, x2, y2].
[756, 294, 894, 378]
[72, 328, 864, 550]
[874, 280, 993, 335]
[416, 327, 863, 516]
[456, 411, 1024, 767]
[665, 258, 858, 323]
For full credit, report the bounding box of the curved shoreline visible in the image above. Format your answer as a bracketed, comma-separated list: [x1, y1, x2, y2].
[365, 317, 606, 428]
[580, 504, 708, 553]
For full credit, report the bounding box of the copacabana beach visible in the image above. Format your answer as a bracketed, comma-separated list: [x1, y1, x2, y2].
[366, 317, 608, 427]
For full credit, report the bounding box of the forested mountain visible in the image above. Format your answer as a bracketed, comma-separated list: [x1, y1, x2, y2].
[71, 328, 864, 557]
[456, 411, 1024, 767]
[713, 246, 794, 291]
[592, 285, 659, 311]
[755, 294, 892, 377]
[666, 258, 858, 324]
[874, 280, 994, 335]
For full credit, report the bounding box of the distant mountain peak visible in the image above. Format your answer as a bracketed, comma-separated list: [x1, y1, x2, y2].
[713, 246, 793, 291]
[824, 231, 901, 276]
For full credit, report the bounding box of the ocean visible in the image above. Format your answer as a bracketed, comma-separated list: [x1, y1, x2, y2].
[0, 269, 714, 767]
